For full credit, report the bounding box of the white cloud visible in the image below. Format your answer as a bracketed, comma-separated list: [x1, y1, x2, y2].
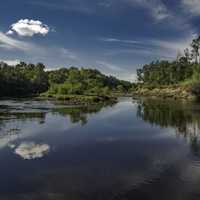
[0, 32, 33, 50]
[96, 60, 125, 72]
[150, 32, 197, 57]
[15, 142, 50, 160]
[7, 19, 50, 37]
[100, 37, 140, 44]
[6, 30, 14, 35]
[126, 0, 170, 21]
[96, 60, 136, 82]
[181, 0, 200, 16]
[0, 32, 79, 67]
[102, 33, 196, 59]
[0, 59, 20, 66]
[151, 3, 169, 20]
[101, 38, 121, 42]
[31, 0, 170, 21]
[30, 1, 93, 14]
[60, 48, 78, 60]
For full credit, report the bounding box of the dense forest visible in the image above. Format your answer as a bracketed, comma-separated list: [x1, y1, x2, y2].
[47, 67, 132, 96]
[0, 62, 49, 97]
[0, 62, 132, 98]
[137, 36, 200, 89]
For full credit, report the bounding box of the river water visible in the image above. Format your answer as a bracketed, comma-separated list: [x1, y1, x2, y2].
[0, 97, 200, 200]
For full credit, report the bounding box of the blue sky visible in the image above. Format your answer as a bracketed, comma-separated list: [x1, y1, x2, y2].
[0, 0, 200, 81]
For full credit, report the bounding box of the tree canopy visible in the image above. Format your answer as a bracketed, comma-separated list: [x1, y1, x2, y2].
[0, 62, 132, 97]
[47, 67, 132, 96]
[137, 35, 200, 86]
[0, 62, 48, 97]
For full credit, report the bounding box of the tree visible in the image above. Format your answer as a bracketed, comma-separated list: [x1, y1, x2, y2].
[191, 36, 200, 64]
[184, 48, 191, 63]
[0, 62, 132, 97]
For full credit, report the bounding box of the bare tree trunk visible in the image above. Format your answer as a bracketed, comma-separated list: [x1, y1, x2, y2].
[195, 54, 198, 64]
[198, 52, 200, 64]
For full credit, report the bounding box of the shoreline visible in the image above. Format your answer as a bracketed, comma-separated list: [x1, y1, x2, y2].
[133, 85, 196, 100]
[37, 94, 118, 105]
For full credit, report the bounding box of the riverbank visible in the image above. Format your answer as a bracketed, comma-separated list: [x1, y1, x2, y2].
[133, 84, 196, 100]
[38, 94, 118, 105]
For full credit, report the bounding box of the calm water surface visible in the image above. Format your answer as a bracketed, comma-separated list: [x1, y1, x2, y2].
[0, 97, 200, 200]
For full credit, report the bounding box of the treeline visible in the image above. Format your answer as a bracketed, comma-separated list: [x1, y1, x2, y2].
[0, 62, 48, 97]
[137, 36, 200, 86]
[0, 62, 132, 97]
[47, 67, 132, 96]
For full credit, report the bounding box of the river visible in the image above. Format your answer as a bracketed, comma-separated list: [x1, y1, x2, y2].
[0, 97, 200, 200]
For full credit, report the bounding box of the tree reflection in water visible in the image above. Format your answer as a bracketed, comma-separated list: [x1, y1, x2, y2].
[136, 98, 200, 156]
[52, 102, 115, 125]
[0, 101, 115, 138]
[0, 101, 115, 152]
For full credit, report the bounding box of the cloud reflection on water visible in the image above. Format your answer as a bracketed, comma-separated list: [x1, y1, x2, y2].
[15, 142, 50, 160]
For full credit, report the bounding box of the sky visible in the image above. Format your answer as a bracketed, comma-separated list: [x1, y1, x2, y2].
[0, 0, 200, 81]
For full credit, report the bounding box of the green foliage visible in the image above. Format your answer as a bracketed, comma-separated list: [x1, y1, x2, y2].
[49, 82, 84, 95]
[47, 67, 132, 96]
[136, 36, 200, 88]
[0, 62, 49, 97]
[192, 64, 200, 81]
[0, 62, 132, 98]
[137, 60, 194, 85]
[135, 35, 200, 98]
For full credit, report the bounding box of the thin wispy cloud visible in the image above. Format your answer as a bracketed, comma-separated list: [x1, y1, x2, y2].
[0, 31, 80, 69]
[30, 1, 94, 14]
[100, 37, 140, 44]
[101, 33, 195, 59]
[96, 60, 127, 72]
[125, 0, 170, 21]
[0, 31, 51, 62]
[98, 1, 112, 8]
[0, 32, 33, 50]
[29, 0, 169, 21]
[181, 0, 200, 16]
[60, 48, 78, 61]
[0, 0, 199, 81]
[96, 60, 136, 82]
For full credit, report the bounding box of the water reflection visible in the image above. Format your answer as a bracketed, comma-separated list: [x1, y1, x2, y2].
[14, 142, 50, 160]
[1, 98, 200, 199]
[52, 103, 114, 125]
[137, 98, 200, 156]
[0, 100, 115, 151]
[0, 100, 114, 127]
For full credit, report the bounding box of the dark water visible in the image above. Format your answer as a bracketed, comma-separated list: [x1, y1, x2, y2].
[1, 97, 200, 200]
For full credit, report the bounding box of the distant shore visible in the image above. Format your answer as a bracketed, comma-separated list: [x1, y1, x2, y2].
[38, 94, 118, 105]
[133, 85, 196, 100]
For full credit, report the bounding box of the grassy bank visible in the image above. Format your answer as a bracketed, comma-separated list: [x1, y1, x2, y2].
[39, 93, 118, 105]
